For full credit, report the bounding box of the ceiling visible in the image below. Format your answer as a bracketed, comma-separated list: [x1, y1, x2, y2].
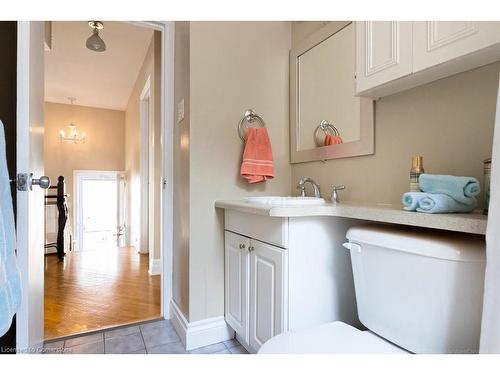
[45, 21, 154, 111]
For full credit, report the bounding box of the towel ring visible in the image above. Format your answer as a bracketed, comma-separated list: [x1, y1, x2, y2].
[238, 109, 266, 141]
[314, 120, 340, 147]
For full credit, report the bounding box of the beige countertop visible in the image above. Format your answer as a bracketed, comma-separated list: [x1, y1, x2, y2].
[214, 199, 488, 235]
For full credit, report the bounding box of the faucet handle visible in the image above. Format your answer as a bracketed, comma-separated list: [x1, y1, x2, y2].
[331, 185, 346, 203]
[296, 184, 306, 197]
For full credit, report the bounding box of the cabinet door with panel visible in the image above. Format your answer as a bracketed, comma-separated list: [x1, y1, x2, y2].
[413, 21, 500, 72]
[224, 231, 250, 343]
[355, 21, 413, 94]
[248, 239, 287, 352]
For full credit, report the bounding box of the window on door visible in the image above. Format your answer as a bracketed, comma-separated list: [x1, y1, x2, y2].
[74, 171, 125, 252]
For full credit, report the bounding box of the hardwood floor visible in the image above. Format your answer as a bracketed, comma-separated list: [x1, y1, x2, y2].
[44, 246, 161, 340]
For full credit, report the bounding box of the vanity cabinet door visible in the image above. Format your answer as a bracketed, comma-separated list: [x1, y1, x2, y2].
[224, 231, 250, 343]
[248, 239, 288, 352]
[355, 21, 413, 94]
[412, 21, 500, 73]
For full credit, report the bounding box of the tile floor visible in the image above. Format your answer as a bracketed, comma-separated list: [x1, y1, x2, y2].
[43, 319, 249, 355]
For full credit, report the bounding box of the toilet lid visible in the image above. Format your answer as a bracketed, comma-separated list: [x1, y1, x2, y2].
[258, 321, 408, 354]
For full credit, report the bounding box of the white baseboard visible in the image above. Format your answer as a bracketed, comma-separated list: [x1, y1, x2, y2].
[170, 299, 234, 351]
[148, 259, 161, 276]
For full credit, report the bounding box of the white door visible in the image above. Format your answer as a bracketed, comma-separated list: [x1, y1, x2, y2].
[117, 174, 126, 247]
[139, 77, 153, 257]
[75, 171, 121, 252]
[224, 231, 250, 343]
[248, 239, 287, 352]
[16, 21, 47, 351]
[355, 21, 413, 94]
[413, 21, 500, 73]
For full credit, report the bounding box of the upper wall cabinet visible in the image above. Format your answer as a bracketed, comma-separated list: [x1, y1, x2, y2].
[355, 21, 412, 93]
[413, 22, 500, 71]
[356, 21, 500, 98]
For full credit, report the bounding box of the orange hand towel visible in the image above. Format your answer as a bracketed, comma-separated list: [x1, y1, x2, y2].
[324, 134, 343, 146]
[240, 128, 275, 184]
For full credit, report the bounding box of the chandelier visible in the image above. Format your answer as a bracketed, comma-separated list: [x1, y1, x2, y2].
[59, 97, 86, 143]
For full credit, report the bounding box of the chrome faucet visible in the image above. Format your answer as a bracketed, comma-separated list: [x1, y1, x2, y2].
[331, 185, 346, 203]
[296, 177, 321, 198]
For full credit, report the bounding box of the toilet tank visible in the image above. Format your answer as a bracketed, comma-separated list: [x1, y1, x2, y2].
[345, 224, 486, 354]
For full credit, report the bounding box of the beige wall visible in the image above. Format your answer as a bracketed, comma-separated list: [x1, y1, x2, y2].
[44, 102, 125, 228]
[172, 22, 191, 316]
[188, 22, 292, 321]
[124, 32, 162, 261]
[291, 21, 329, 47]
[172, 21, 498, 324]
[291, 22, 498, 207]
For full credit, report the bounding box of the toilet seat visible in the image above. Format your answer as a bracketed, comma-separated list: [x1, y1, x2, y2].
[258, 321, 409, 354]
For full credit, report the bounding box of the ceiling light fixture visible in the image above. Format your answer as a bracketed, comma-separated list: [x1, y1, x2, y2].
[59, 97, 86, 143]
[86, 21, 106, 52]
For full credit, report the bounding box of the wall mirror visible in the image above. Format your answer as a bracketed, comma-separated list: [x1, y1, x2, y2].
[290, 22, 375, 163]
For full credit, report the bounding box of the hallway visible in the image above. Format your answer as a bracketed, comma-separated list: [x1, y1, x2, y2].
[44, 247, 161, 339]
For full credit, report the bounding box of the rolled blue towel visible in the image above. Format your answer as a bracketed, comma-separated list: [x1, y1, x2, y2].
[419, 174, 480, 204]
[416, 193, 477, 214]
[402, 192, 428, 211]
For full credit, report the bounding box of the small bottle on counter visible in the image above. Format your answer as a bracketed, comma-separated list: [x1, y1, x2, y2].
[484, 158, 491, 215]
[410, 156, 424, 192]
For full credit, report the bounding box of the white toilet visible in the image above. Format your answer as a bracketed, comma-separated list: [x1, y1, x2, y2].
[259, 224, 486, 354]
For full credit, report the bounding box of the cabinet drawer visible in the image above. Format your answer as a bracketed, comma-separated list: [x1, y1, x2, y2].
[225, 210, 289, 249]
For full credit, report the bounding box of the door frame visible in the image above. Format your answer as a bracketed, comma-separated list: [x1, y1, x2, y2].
[137, 21, 174, 320]
[139, 76, 153, 261]
[73, 170, 123, 252]
[16, 21, 45, 352]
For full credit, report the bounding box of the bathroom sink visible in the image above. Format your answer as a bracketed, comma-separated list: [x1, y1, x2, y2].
[245, 196, 326, 206]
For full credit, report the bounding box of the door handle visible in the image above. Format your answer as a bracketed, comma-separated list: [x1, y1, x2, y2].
[31, 175, 51, 189]
[15, 173, 50, 191]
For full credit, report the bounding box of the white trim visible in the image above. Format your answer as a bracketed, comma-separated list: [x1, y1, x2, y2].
[148, 258, 161, 276]
[160, 21, 175, 321]
[139, 75, 152, 256]
[130, 21, 174, 320]
[16, 21, 45, 351]
[160, 21, 174, 320]
[170, 300, 235, 351]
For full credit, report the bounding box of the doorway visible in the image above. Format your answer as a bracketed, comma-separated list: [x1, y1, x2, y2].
[74, 171, 125, 252]
[40, 21, 166, 340]
[15, 20, 174, 351]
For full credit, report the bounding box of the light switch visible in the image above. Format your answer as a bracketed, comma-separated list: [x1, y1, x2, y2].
[177, 99, 185, 124]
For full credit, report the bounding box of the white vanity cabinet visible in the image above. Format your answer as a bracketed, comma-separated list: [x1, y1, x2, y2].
[225, 230, 287, 351]
[224, 210, 360, 353]
[248, 239, 287, 351]
[224, 231, 250, 344]
[356, 21, 500, 97]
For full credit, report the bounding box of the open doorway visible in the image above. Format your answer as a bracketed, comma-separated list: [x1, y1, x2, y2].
[74, 170, 125, 252]
[42, 21, 163, 340]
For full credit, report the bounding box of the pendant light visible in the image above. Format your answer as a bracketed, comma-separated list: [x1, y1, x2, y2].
[86, 21, 106, 52]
